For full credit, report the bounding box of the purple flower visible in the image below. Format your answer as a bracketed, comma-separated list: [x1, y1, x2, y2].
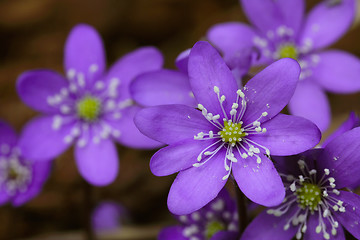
[0, 120, 51, 206]
[207, 0, 360, 132]
[322, 112, 360, 147]
[130, 48, 251, 108]
[92, 201, 127, 233]
[241, 128, 360, 240]
[159, 189, 239, 240]
[16, 24, 163, 186]
[135, 41, 321, 214]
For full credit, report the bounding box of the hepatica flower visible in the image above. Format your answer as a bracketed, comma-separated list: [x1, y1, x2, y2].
[159, 189, 239, 240]
[135, 41, 320, 214]
[16, 24, 163, 186]
[241, 128, 360, 240]
[130, 48, 250, 108]
[208, 0, 360, 131]
[0, 120, 51, 206]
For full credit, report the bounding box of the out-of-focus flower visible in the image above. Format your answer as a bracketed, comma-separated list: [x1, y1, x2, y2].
[208, 0, 360, 132]
[241, 127, 360, 240]
[135, 41, 321, 214]
[16, 24, 163, 186]
[0, 120, 51, 206]
[159, 189, 238, 240]
[92, 201, 127, 233]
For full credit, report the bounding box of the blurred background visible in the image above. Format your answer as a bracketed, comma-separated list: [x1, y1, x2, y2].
[0, 0, 360, 239]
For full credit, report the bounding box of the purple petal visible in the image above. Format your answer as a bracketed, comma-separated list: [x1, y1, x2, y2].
[158, 226, 187, 240]
[64, 24, 106, 83]
[107, 105, 163, 149]
[150, 138, 218, 176]
[134, 104, 214, 145]
[303, 211, 345, 240]
[188, 41, 238, 116]
[0, 190, 10, 205]
[16, 70, 68, 114]
[311, 50, 360, 93]
[18, 115, 72, 161]
[242, 58, 300, 124]
[75, 137, 118, 186]
[175, 49, 190, 74]
[130, 70, 196, 107]
[318, 127, 360, 188]
[167, 150, 227, 215]
[12, 161, 51, 206]
[288, 80, 331, 132]
[240, 207, 298, 240]
[299, 0, 355, 51]
[92, 201, 126, 232]
[240, 0, 304, 36]
[211, 231, 238, 240]
[207, 22, 255, 59]
[333, 191, 360, 239]
[0, 120, 17, 147]
[250, 114, 321, 156]
[105, 47, 163, 100]
[322, 112, 360, 147]
[232, 153, 285, 207]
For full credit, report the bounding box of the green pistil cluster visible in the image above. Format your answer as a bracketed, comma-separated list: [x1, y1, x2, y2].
[219, 121, 245, 144]
[278, 44, 298, 60]
[77, 96, 101, 121]
[8, 167, 19, 180]
[205, 221, 225, 239]
[296, 183, 322, 211]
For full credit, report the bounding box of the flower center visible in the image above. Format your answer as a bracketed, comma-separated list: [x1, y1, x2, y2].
[219, 121, 246, 144]
[296, 183, 322, 211]
[278, 44, 298, 60]
[77, 96, 101, 121]
[205, 221, 225, 239]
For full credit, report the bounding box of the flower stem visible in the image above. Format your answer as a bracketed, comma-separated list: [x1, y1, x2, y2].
[234, 180, 248, 237]
[83, 180, 96, 240]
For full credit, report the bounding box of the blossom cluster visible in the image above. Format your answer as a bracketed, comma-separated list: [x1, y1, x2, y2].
[1, 0, 360, 239]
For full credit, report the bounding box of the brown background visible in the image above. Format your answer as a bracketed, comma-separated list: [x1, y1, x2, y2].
[0, 0, 360, 239]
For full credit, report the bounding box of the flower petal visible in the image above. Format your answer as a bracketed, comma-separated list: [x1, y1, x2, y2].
[16, 70, 68, 114]
[303, 212, 345, 240]
[322, 112, 360, 147]
[242, 58, 300, 124]
[75, 137, 119, 186]
[134, 104, 215, 145]
[211, 231, 238, 240]
[18, 115, 72, 161]
[64, 24, 106, 83]
[158, 226, 187, 240]
[240, 207, 298, 240]
[107, 105, 163, 149]
[207, 22, 255, 58]
[250, 114, 321, 156]
[299, 0, 355, 51]
[167, 149, 227, 215]
[12, 161, 51, 206]
[288, 80, 331, 132]
[232, 153, 285, 207]
[333, 191, 360, 239]
[240, 0, 304, 36]
[175, 49, 190, 74]
[311, 50, 360, 93]
[0, 120, 17, 147]
[130, 70, 196, 107]
[318, 127, 360, 188]
[105, 47, 163, 100]
[150, 138, 218, 176]
[188, 41, 238, 116]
